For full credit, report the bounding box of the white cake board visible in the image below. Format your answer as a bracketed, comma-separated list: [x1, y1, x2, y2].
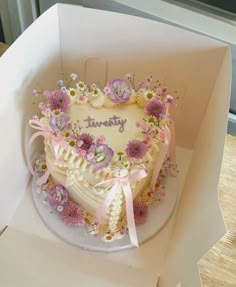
[32, 175, 177, 252]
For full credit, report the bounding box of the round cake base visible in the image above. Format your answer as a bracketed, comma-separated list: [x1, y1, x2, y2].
[32, 175, 178, 252]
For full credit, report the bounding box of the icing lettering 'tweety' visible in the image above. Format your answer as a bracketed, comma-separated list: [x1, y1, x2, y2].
[83, 115, 127, 133]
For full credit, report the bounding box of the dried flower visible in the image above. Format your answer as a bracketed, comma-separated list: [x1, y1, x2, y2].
[103, 86, 110, 94]
[60, 87, 68, 93]
[57, 80, 64, 86]
[76, 81, 87, 91]
[145, 98, 167, 120]
[77, 133, 94, 151]
[32, 89, 39, 97]
[166, 94, 174, 103]
[87, 144, 114, 170]
[49, 112, 71, 132]
[70, 73, 77, 80]
[125, 139, 148, 159]
[133, 202, 148, 224]
[47, 184, 68, 209]
[96, 135, 105, 144]
[48, 90, 70, 112]
[108, 78, 131, 103]
[60, 201, 84, 225]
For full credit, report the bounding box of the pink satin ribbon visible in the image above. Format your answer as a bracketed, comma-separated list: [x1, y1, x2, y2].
[96, 169, 147, 247]
[26, 119, 65, 185]
[151, 118, 176, 189]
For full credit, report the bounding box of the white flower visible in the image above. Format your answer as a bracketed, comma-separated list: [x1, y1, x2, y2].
[70, 73, 77, 80]
[144, 90, 155, 101]
[67, 88, 77, 97]
[76, 81, 87, 91]
[61, 86, 68, 93]
[57, 80, 64, 86]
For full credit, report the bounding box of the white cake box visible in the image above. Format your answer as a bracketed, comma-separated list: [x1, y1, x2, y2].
[0, 4, 231, 287]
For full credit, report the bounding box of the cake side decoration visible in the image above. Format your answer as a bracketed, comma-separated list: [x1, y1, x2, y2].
[27, 73, 178, 247]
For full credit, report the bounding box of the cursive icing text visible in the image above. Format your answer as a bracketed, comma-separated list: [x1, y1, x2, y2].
[83, 115, 127, 133]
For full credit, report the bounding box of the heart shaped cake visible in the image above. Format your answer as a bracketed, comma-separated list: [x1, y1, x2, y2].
[28, 73, 177, 246]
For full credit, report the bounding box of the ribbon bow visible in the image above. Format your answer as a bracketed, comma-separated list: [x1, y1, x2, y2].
[26, 119, 65, 185]
[96, 169, 147, 247]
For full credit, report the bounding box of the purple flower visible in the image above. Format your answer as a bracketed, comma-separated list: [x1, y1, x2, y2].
[49, 112, 71, 132]
[108, 78, 131, 103]
[47, 184, 68, 209]
[48, 90, 70, 112]
[77, 133, 94, 151]
[60, 201, 84, 225]
[145, 98, 167, 120]
[87, 144, 114, 170]
[133, 202, 148, 224]
[125, 139, 148, 159]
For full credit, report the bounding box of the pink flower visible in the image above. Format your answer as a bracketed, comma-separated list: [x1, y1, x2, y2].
[32, 89, 39, 96]
[137, 82, 144, 89]
[133, 202, 148, 224]
[91, 83, 97, 90]
[48, 90, 70, 112]
[32, 115, 39, 120]
[76, 148, 87, 156]
[77, 133, 94, 151]
[125, 139, 148, 159]
[166, 94, 173, 103]
[43, 90, 51, 98]
[103, 86, 110, 94]
[60, 201, 84, 225]
[39, 102, 45, 110]
[136, 121, 141, 127]
[146, 75, 153, 82]
[162, 87, 168, 92]
[96, 135, 105, 144]
[125, 73, 132, 80]
[156, 87, 162, 95]
[145, 98, 167, 120]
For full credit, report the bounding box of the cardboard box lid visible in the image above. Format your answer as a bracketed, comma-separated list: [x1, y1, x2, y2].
[0, 4, 231, 286]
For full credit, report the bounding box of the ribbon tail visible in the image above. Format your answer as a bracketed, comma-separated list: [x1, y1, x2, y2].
[123, 183, 138, 247]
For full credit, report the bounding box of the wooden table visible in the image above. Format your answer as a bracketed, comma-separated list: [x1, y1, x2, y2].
[198, 134, 236, 286]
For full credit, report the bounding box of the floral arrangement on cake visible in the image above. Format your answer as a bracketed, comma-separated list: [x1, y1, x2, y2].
[31, 73, 176, 172]
[29, 73, 178, 245]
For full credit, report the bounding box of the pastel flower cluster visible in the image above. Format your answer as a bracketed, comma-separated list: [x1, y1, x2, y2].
[45, 183, 84, 225]
[32, 73, 175, 171]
